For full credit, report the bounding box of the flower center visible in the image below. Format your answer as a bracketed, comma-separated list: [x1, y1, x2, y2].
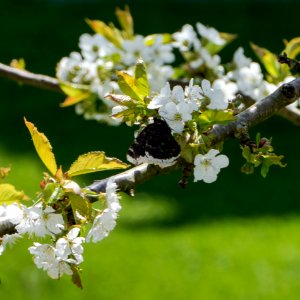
[174, 113, 182, 121]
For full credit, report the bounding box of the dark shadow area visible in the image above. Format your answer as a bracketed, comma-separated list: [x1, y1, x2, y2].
[1, 0, 300, 226]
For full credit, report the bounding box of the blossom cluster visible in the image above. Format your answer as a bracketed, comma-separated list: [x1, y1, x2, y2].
[57, 31, 174, 123]
[145, 78, 231, 183]
[0, 178, 121, 283]
[147, 78, 229, 133]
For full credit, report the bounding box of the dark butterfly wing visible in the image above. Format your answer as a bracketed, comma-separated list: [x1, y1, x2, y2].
[127, 118, 180, 167]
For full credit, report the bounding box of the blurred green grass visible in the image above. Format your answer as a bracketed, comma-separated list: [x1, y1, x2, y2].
[1, 0, 300, 298]
[2, 213, 300, 299]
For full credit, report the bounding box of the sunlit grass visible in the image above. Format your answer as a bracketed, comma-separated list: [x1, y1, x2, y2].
[1, 209, 300, 299]
[1, 148, 300, 299]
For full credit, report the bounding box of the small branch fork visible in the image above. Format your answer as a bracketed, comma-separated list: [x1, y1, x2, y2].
[1, 64, 300, 235]
[87, 77, 300, 193]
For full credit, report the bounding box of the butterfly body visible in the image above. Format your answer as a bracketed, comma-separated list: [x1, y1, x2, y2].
[127, 118, 181, 168]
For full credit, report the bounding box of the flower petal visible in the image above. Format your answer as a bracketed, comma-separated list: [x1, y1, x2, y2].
[212, 155, 229, 169]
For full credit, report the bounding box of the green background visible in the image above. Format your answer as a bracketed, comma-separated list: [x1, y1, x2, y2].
[1, 0, 300, 299]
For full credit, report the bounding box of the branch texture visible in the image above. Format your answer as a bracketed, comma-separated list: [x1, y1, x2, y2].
[0, 63, 62, 93]
[1, 76, 300, 236]
[88, 78, 300, 193]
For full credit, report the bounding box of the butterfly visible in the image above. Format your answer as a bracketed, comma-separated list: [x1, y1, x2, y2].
[127, 118, 181, 168]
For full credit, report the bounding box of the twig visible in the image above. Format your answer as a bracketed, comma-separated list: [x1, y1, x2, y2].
[241, 93, 300, 125]
[2, 61, 300, 124]
[88, 78, 300, 193]
[0, 62, 62, 93]
[1, 78, 300, 235]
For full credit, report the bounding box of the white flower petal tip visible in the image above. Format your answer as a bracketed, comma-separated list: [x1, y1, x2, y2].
[193, 149, 229, 183]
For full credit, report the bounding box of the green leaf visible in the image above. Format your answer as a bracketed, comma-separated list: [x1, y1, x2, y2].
[67, 151, 129, 177]
[255, 132, 261, 147]
[115, 6, 134, 38]
[250, 42, 281, 78]
[117, 61, 149, 102]
[144, 33, 173, 46]
[58, 82, 92, 107]
[24, 118, 57, 175]
[198, 110, 236, 130]
[117, 71, 140, 101]
[10, 58, 26, 70]
[68, 192, 91, 223]
[59, 81, 90, 96]
[0, 167, 11, 180]
[134, 59, 149, 99]
[261, 154, 286, 178]
[42, 182, 64, 204]
[0, 183, 27, 204]
[86, 19, 121, 48]
[284, 37, 300, 59]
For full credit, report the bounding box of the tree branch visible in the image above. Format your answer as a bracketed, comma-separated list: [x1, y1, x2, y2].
[0, 62, 62, 93]
[1, 62, 300, 124]
[88, 78, 300, 193]
[208, 78, 300, 145]
[1, 78, 300, 236]
[241, 92, 300, 126]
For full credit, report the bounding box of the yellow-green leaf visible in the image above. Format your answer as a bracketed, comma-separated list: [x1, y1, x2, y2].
[59, 81, 90, 97]
[60, 93, 92, 107]
[0, 183, 27, 204]
[67, 151, 129, 177]
[250, 42, 281, 78]
[134, 59, 149, 99]
[220, 32, 237, 44]
[284, 37, 300, 59]
[24, 118, 57, 175]
[0, 167, 11, 180]
[198, 110, 236, 129]
[144, 33, 173, 46]
[10, 58, 26, 70]
[117, 61, 149, 102]
[68, 192, 92, 223]
[86, 19, 122, 48]
[117, 71, 142, 102]
[115, 6, 134, 38]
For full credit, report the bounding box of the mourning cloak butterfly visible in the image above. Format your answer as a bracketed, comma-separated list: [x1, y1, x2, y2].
[127, 118, 181, 167]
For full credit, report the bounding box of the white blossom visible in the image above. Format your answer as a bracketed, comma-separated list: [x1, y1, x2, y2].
[79, 33, 118, 61]
[190, 48, 221, 70]
[233, 47, 252, 68]
[0, 233, 22, 255]
[172, 24, 198, 52]
[56, 52, 83, 82]
[148, 83, 185, 110]
[196, 22, 225, 46]
[147, 35, 175, 66]
[200, 79, 228, 110]
[212, 78, 238, 102]
[29, 243, 73, 279]
[194, 149, 229, 183]
[147, 64, 174, 92]
[159, 101, 192, 133]
[55, 228, 85, 265]
[121, 35, 152, 65]
[16, 204, 64, 237]
[86, 179, 121, 243]
[184, 78, 202, 111]
[148, 83, 172, 109]
[0, 203, 23, 225]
